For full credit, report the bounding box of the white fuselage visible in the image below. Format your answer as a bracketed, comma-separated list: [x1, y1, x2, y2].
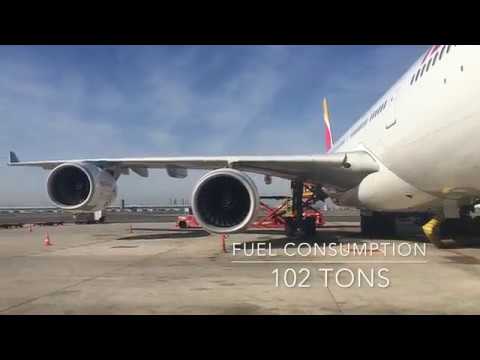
[331, 45, 480, 213]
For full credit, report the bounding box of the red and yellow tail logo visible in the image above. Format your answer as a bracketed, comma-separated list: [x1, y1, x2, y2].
[323, 97, 334, 152]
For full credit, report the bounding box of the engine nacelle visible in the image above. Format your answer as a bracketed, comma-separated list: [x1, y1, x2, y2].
[47, 163, 117, 211]
[192, 168, 260, 234]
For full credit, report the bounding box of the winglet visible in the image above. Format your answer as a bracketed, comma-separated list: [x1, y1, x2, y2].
[322, 98, 334, 152]
[9, 151, 19, 164]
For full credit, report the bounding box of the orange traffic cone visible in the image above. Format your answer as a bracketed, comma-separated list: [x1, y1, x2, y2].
[43, 232, 52, 246]
[220, 234, 228, 253]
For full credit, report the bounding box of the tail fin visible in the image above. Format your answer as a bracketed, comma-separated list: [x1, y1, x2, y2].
[9, 151, 19, 164]
[322, 98, 334, 152]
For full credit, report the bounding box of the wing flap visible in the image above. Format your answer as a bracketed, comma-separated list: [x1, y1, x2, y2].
[231, 152, 378, 190]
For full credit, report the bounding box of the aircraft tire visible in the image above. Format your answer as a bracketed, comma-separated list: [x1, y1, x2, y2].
[361, 212, 396, 238]
[302, 217, 317, 237]
[285, 218, 296, 237]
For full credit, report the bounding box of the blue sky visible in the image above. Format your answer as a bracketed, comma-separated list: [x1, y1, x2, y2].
[0, 45, 428, 206]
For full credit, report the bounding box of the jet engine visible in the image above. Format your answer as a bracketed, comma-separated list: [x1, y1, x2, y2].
[47, 163, 117, 211]
[192, 168, 260, 233]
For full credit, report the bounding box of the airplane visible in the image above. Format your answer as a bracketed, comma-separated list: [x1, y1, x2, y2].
[8, 45, 480, 248]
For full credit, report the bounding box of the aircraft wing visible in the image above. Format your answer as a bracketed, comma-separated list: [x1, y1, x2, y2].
[8, 150, 379, 191]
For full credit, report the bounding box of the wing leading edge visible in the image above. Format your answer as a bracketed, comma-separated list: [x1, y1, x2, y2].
[7, 150, 379, 192]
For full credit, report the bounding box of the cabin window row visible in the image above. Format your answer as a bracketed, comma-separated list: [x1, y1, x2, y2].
[369, 100, 387, 122]
[348, 99, 388, 139]
[410, 45, 454, 85]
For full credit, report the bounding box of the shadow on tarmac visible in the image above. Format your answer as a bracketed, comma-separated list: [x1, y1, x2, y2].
[117, 229, 209, 241]
[116, 225, 480, 249]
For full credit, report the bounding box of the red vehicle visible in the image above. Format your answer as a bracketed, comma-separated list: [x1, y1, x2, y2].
[177, 213, 202, 229]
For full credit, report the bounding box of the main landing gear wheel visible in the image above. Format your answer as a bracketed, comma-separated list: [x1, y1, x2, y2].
[285, 218, 296, 237]
[422, 209, 480, 248]
[284, 217, 316, 238]
[301, 217, 317, 237]
[360, 212, 396, 238]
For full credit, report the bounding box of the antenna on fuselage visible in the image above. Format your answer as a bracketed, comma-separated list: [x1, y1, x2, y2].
[322, 97, 334, 152]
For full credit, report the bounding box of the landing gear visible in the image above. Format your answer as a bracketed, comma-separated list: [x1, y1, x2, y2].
[302, 217, 317, 237]
[284, 180, 318, 238]
[285, 218, 296, 237]
[422, 205, 480, 248]
[360, 211, 396, 238]
[285, 217, 316, 237]
[360, 205, 480, 248]
[422, 216, 445, 248]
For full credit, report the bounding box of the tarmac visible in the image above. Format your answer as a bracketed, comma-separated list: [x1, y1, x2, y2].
[1, 221, 480, 314]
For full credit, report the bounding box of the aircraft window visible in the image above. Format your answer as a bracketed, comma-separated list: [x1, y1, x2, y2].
[426, 58, 432, 72]
[432, 52, 439, 66]
[446, 45, 451, 53]
[420, 64, 426, 77]
[415, 68, 421, 81]
[439, 46, 446, 61]
[410, 75, 415, 85]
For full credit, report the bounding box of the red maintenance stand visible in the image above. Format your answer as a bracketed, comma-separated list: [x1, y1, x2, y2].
[252, 196, 290, 229]
[256, 184, 325, 236]
[176, 184, 325, 236]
